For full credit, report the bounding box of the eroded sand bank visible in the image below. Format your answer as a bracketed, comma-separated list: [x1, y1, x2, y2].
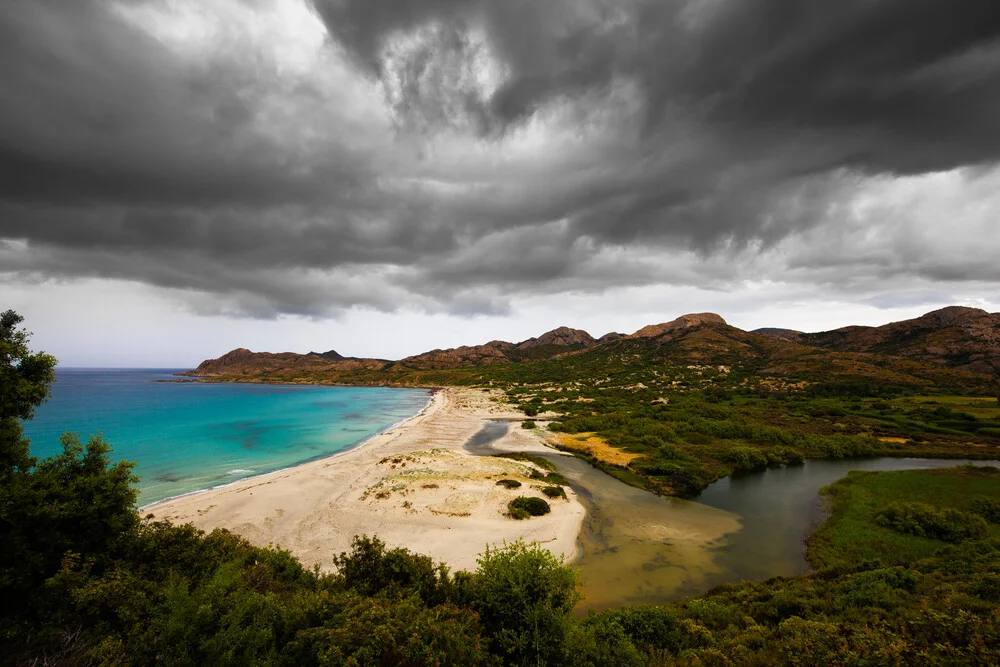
[147, 388, 585, 573]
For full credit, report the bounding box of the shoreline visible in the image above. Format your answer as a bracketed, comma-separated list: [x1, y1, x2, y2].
[141, 388, 441, 511]
[147, 388, 586, 573]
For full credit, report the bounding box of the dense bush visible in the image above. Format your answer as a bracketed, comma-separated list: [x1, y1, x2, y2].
[722, 445, 769, 473]
[521, 420, 537, 430]
[542, 486, 566, 499]
[972, 497, 1000, 523]
[496, 479, 522, 489]
[875, 501, 988, 542]
[332, 534, 453, 605]
[508, 496, 551, 520]
[461, 541, 579, 665]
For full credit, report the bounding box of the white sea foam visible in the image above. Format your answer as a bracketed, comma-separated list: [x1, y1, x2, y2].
[227, 469, 254, 475]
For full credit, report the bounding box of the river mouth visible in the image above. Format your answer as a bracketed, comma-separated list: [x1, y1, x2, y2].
[465, 421, 1000, 610]
[464, 421, 740, 611]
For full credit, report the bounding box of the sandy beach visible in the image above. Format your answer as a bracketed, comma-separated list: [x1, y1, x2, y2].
[146, 388, 585, 573]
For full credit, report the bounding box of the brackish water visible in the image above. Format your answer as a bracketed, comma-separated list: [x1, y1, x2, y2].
[23, 369, 432, 506]
[464, 421, 999, 609]
[695, 456, 1000, 586]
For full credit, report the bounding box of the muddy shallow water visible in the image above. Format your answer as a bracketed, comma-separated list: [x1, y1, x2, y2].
[465, 421, 999, 610]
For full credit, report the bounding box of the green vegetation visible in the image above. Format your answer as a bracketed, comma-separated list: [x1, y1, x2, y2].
[508, 496, 551, 520]
[808, 465, 1000, 568]
[496, 479, 522, 489]
[542, 486, 567, 499]
[521, 420, 537, 429]
[875, 501, 988, 542]
[5, 311, 1000, 664]
[474, 337, 1000, 496]
[493, 451, 570, 486]
[493, 451, 557, 470]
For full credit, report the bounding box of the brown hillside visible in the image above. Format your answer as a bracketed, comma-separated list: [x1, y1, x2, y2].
[629, 313, 727, 339]
[798, 306, 1000, 375]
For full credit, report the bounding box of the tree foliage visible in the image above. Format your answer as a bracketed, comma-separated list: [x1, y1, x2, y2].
[0, 309, 56, 472]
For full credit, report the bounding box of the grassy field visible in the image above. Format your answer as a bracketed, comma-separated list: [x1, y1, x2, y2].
[893, 395, 1000, 420]
[808, 465, 1000, 568]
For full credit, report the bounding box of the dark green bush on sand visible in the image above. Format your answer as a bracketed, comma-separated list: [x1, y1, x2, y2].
[508, 496, 551, 520]
[521, 420, 537, 429]
[496, 478, 522, 489]
[542, 486, 566, 499]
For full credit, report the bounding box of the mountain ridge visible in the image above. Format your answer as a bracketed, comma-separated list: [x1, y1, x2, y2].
[184, 307, 1000, 388]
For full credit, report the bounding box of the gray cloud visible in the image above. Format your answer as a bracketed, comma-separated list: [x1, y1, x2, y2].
[2, 0, 1000, 318]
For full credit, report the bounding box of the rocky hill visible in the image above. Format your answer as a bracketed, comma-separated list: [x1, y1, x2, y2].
[517, 326, 595, 350]
[629, 313, 727, 339]
[182, 347, 385, 380]
[398, 327, 599, 369]
[757, 307, 1000, 376]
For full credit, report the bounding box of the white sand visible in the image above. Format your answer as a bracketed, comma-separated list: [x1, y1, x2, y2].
[146, 388, 585, 573]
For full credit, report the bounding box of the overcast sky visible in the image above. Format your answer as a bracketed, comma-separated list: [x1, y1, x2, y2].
[3, 0, 1000, 367]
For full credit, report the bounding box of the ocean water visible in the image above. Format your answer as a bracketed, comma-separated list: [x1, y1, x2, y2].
[22, 369, 432, 506]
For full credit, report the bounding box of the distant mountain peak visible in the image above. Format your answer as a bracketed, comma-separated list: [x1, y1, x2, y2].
[517, 326, 595, 350]
[629, 313, 727, 339]
[308, 349, 344, 360]
[915, 306, 989, 327]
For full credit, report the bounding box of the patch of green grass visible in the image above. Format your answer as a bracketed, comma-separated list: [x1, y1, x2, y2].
[807, 465, 1000, 569]
[493, 452, 556, 471]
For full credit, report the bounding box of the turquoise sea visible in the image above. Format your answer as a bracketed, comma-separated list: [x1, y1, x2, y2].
[22, 369, 433, 507]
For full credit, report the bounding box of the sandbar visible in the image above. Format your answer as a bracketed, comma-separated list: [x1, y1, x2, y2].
[146, 388, 585, 573]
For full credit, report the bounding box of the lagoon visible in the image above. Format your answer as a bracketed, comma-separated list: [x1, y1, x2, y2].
[465, 420, 998, 609]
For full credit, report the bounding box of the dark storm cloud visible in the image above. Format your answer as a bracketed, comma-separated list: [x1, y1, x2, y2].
[317, 0, 1000, 166]
[2, 0, 1000, 317]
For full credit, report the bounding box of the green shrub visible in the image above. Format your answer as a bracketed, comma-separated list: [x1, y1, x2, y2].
[542, 486, 566, 499]
[543, 471, 570, 486]
[331, 535, 452, 605]
[972, 497, 1000, 523]
[722, 446, 769, 473]
[767, 446, 805, 466]
[496, 479, 522, 490]
[874, 502, 988, 542]
[461, 540, 579, 666]
[521, 420, 537, 430]
[508, 497, 550, 520]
